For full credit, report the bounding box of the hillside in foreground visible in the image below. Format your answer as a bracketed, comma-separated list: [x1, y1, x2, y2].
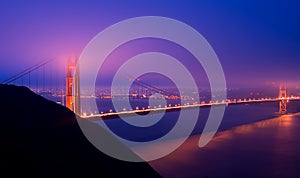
[0, 84, 161, 178]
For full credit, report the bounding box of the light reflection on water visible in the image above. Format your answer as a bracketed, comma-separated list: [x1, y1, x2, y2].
[149, 113, 300, 178]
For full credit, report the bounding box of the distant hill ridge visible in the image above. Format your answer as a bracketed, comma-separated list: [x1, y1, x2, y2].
[0, 84, 161, 178]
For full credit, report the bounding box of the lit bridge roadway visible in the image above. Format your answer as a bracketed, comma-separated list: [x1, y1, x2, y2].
[81, 96, 300, 120]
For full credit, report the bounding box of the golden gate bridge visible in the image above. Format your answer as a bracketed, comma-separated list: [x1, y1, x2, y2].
[1, 59, 295, 119]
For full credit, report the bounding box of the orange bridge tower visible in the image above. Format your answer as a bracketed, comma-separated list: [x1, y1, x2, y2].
[66, 59, 81, 115]
[279, 84, 287, 114]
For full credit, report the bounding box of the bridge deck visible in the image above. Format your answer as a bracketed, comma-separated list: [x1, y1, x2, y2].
[81, 97, 300, 120]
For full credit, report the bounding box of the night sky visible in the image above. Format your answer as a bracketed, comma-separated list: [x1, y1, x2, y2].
[0, 0, 299, 88]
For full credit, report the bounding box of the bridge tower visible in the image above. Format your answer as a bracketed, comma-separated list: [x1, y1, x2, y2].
[279, 84, 287, 114]
[66, 59, 81, 115]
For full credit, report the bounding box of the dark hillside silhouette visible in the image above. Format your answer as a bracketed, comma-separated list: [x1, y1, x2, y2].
[0, 84, 160, 178]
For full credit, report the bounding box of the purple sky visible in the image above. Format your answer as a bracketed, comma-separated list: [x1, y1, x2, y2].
[0, 0, 299, 88]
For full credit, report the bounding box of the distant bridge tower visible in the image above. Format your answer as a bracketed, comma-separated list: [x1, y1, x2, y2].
[279, 84, 287, 114]
[66, 59, 81, 115]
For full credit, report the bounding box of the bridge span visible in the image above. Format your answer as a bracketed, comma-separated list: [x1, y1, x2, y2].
[2, 59, 296, 119]
[81, 96, 300, 120]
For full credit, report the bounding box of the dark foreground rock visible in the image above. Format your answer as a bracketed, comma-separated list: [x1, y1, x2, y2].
[0, 84, 161, 178]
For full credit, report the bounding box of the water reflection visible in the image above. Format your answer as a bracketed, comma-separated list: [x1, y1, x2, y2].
[150, 113, 300, 178]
